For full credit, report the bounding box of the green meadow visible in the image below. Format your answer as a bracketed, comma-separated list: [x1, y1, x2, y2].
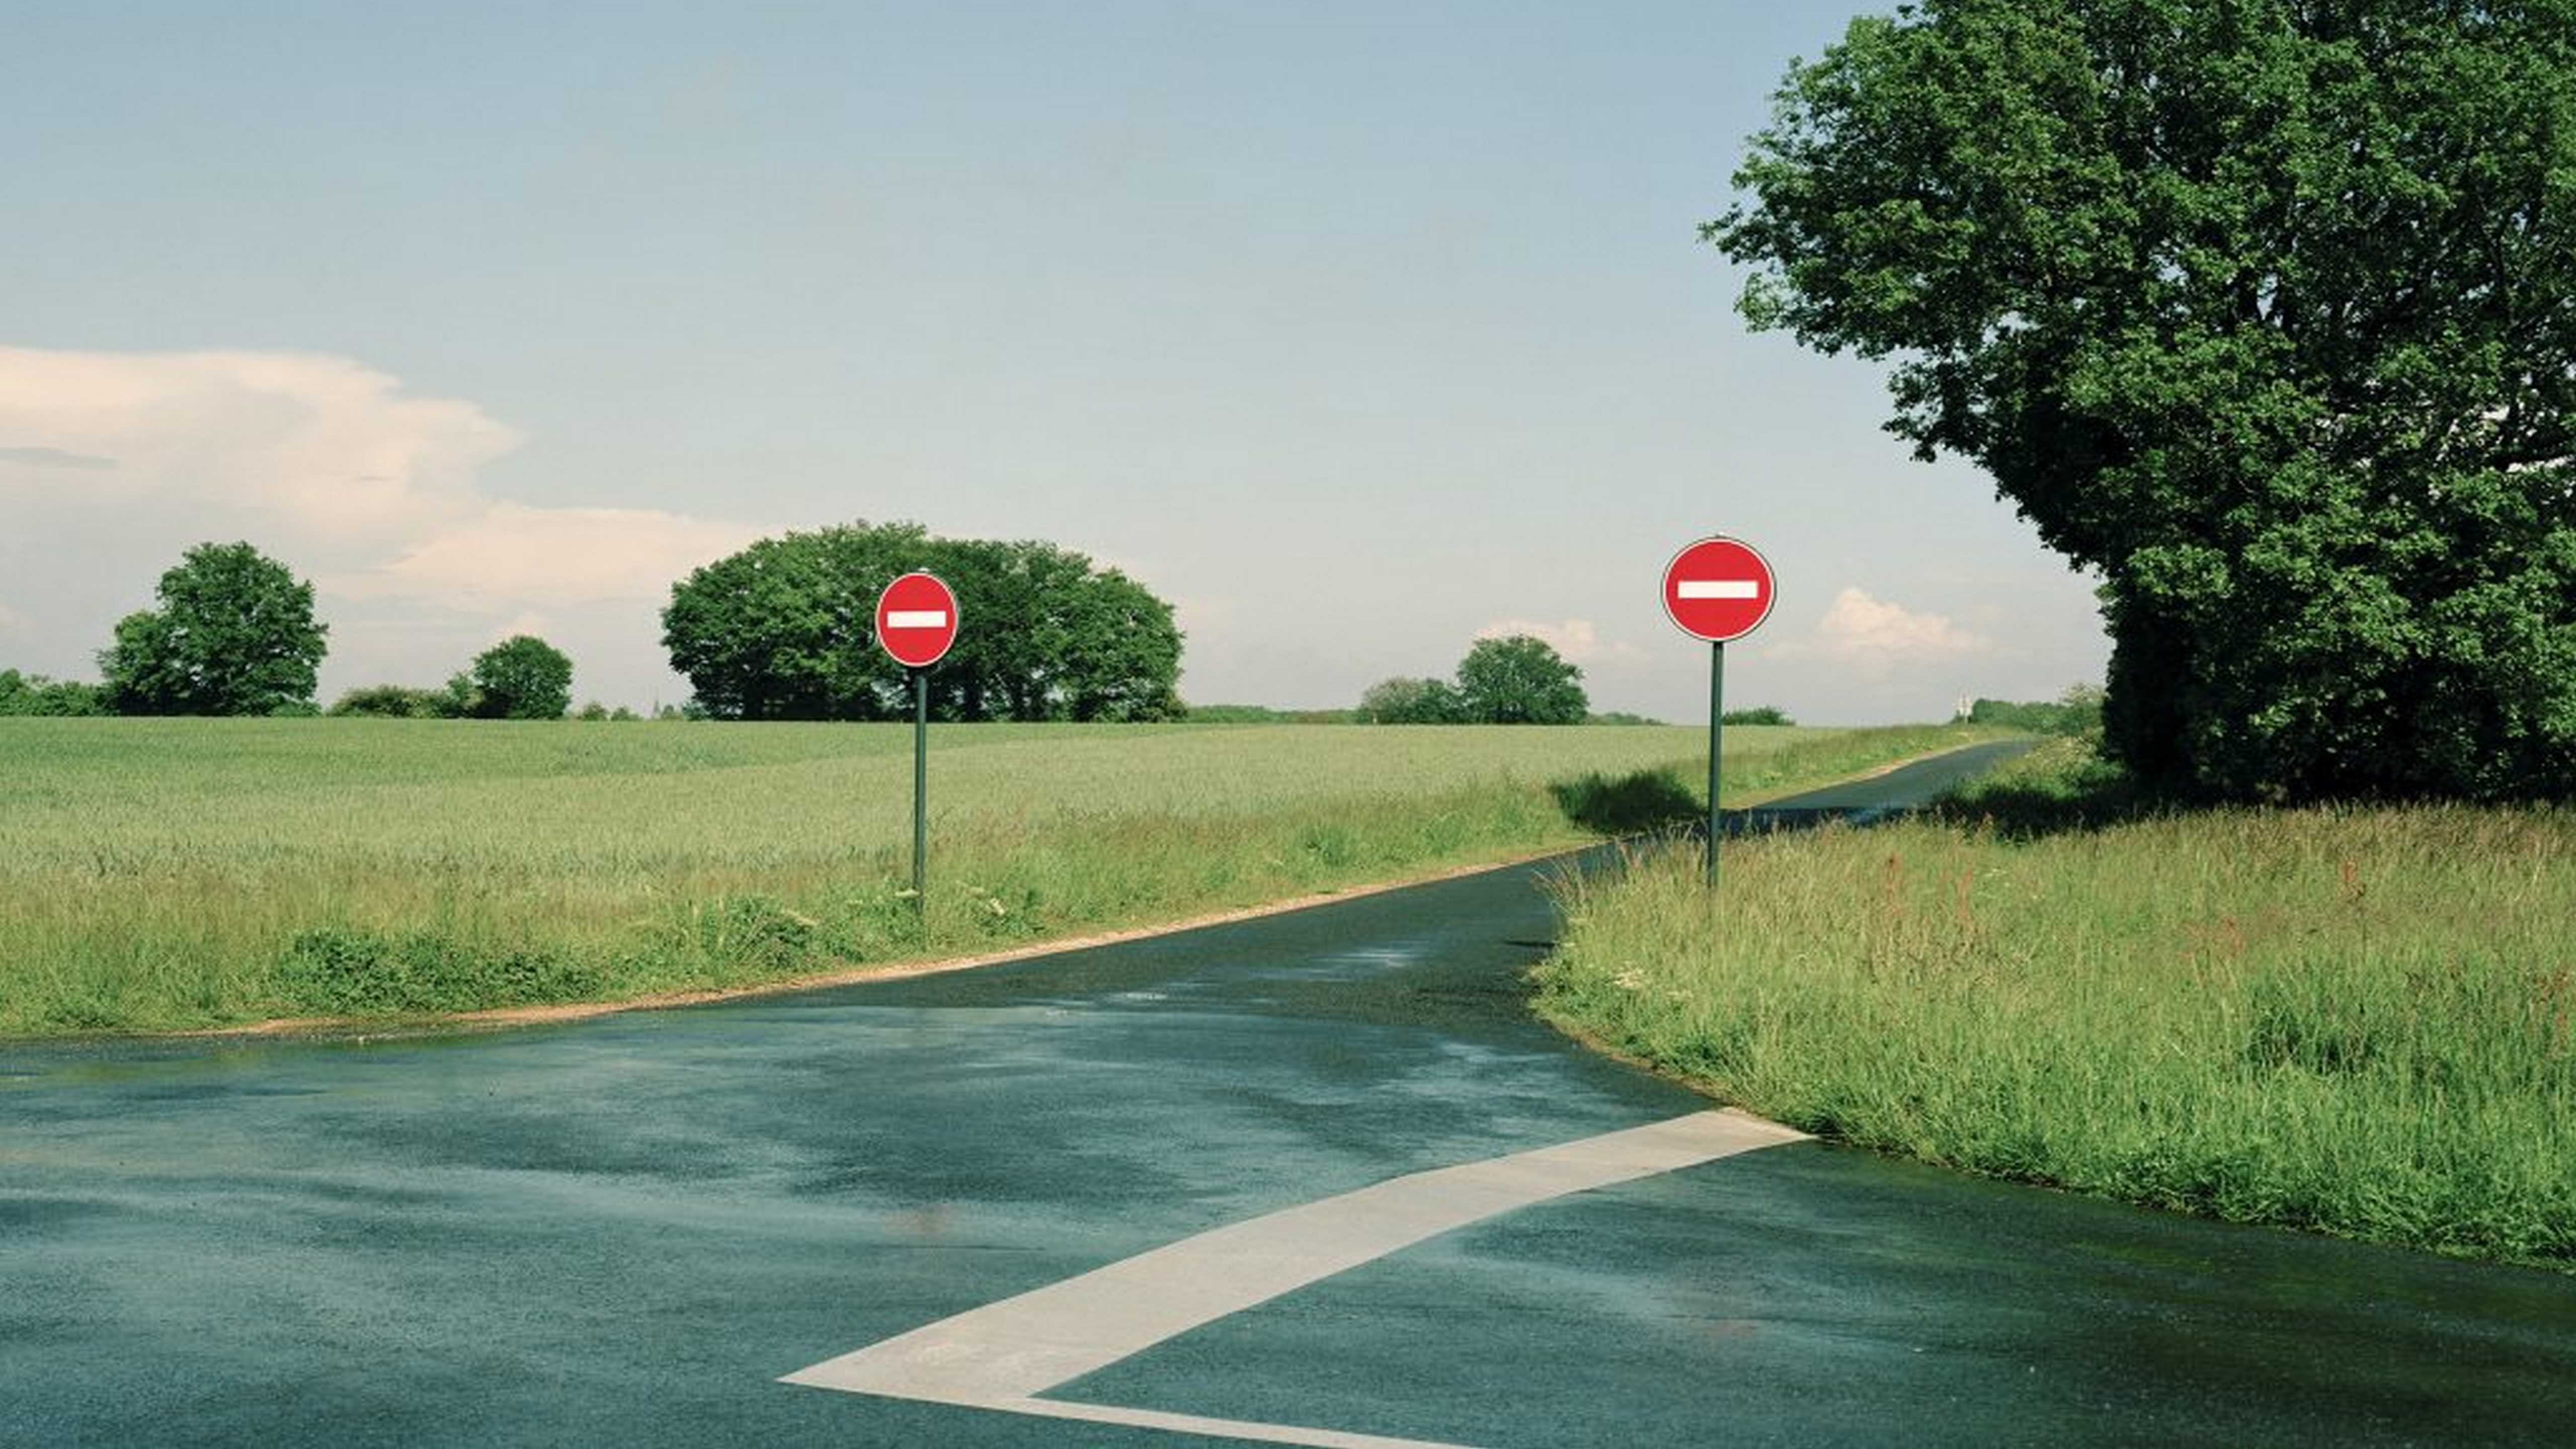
[1536, 739, 2576, 1271]
[0, 716, 1984, 1036]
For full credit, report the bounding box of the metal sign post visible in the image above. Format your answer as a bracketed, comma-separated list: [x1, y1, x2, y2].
[911, 666, 928, 913]
[874, 572, 960, 925]
[1661, 535, 1777, 891]
[1707, 640, 1724, 890]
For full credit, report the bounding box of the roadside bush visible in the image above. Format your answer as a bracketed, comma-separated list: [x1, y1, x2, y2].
[277, 928, 604, 1014]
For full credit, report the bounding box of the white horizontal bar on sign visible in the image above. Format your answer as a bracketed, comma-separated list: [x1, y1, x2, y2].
[1677, 580, 1760, 600]
[884, 610, 949, 629]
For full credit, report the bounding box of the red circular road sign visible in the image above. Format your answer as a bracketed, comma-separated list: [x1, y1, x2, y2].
[874, 571, 960, 669]
[1662, 536, 1777, 643]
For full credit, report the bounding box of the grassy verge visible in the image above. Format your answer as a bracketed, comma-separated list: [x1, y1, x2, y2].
[1534, 738, 2576, 1271]
[0, 717, 1990, 1037]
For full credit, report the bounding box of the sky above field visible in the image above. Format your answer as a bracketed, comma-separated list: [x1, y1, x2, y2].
[0, 2, 2111, 723]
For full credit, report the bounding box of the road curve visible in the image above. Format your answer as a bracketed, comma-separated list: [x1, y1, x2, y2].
[4, 744, 2572, 1447]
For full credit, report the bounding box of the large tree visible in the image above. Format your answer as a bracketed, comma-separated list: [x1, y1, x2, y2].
[1455, 635, 1588, 725]
[1715, 1, 2576, 800]
[468, 635, 574, 720]
[100, 542, 328, 716]
[661, 521, 1183, 721]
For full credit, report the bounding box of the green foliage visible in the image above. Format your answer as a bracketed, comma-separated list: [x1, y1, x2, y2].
[1585, 711, 1666, 726]
[0, 669, 107, 716]
[278, 927, 603, 1014]
[1357, 676, 1466, 724]
[661, 521, 1185, 722]
[1720, 705, 1794, 727]
[1537, 737, 2576, 1269]
[1714, 2, 2576, 801]
[1960, 685, 2104, 737]
[469, 635, 574, 720]
[1455, 635, 1588, 725]
[328, 684, 449, 719]
[97, 542, 328, 716]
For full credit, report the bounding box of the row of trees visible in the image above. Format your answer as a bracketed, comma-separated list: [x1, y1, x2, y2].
[328, 636, 578, 720]
[1357, 635, 1591, 725]
[11, 542, 588, 720]
[10, 526, 1193, 723]
[661, 521, 1183, 721]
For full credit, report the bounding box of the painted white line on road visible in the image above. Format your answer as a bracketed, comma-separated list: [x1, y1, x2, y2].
[883, 610, 949, 629]
[780, 1109, 1807, 1444]
[1677, 580, 1761, 600]
[981, 1396, 1476, 1447]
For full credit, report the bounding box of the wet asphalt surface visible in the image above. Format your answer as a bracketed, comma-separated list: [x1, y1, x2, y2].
[5, 741, 2574, 1447]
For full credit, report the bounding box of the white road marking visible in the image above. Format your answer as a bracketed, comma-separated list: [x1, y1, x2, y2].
[884, 610, 949, 629]
[1677, 580, 1761, 600]
[781, 1109, 1806, 1445]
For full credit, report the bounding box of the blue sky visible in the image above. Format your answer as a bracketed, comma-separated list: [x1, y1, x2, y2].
[0, 2, 2109, 720]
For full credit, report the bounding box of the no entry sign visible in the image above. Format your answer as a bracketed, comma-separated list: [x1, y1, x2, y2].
[1662, 536, 1776, 643]
[874, 572, 959, 669]
[1662, 533, 1777, 892]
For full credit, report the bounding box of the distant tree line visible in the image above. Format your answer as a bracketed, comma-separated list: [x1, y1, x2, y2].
[660, 520, 1182, 722]
[1357, 635, 1589, 725]
[0, 670, 107, 716]
[1957, 686, 2106, 738]
[6, 522, 1191, 725]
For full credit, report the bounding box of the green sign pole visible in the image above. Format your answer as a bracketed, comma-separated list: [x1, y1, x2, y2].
[911, 666, 928, 919]
[1706, 639, 1725, 890]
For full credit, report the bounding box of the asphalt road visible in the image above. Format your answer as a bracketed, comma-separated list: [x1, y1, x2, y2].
[6, 742, 2573, 1446]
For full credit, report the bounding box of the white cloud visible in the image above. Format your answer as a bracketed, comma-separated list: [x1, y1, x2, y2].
[0, 344, 765, 699]
[0, 601, 21, 632]
[336, 503, 761, 609]
[1761, 587, 1992, 674]
[0, 346, 519, 547]
[1473, 617, 1641, 666]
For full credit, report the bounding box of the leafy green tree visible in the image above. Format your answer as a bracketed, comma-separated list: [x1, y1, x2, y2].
[1357, 676, 1465, 724]
[99, 542, 327, 715]
[1714, 2, 2576, 801]
[468, 635, 574, 719]
[1720, 706, 1795, 727]
[1455, 635, 1587, 725]
[660, 521, 1185, 721]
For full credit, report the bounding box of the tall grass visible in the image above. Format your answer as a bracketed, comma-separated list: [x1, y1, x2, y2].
[1534, 740, 2576, 1270]
[0, 717, 1986, 1036]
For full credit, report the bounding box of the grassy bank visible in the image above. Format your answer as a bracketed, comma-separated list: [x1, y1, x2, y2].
[0, 717, 1986, 1037]
[1534, 739, 2576, 1270]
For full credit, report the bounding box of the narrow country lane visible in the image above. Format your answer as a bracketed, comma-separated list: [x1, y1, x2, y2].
[5, 744, 2572, 1447]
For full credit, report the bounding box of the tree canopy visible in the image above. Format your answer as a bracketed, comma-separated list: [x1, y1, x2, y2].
[1456, 635, 1589, 725]
[1357, 676, 1465, 724]
[99, 542, 327, 716]
[469, 635, 575, 719]
[661, 521, 1184, 721]
[1715, 0, 2576, 800]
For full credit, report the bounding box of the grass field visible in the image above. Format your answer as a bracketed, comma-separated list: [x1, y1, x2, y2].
[0, 716, 1988, 1037]
[1534, 738, 2576, 1271]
